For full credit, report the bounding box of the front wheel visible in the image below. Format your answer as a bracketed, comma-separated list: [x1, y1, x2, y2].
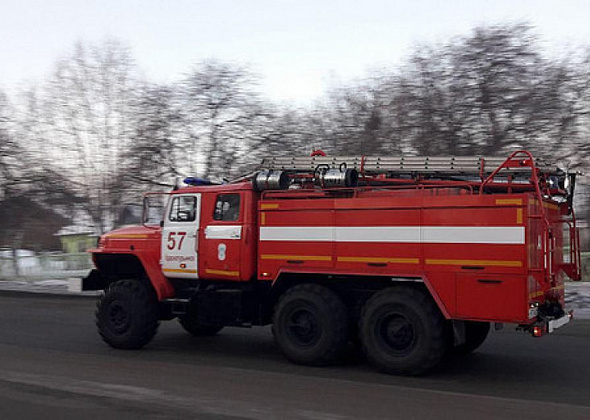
[272, 284, 349, 366]
[96, 280, 159, 349]
[359, 287, 447, 375]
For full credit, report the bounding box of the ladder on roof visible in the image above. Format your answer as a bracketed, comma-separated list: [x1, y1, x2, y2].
[259, 154, 562, 178]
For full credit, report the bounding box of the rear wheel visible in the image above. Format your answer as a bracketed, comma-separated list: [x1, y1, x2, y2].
[272, 284, 349, 366]
[359, 287, 447, 375]
[454, 321, 490, 355]
[96, 280, 159, 349]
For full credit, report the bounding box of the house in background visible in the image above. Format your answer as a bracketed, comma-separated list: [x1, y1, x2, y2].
[56, 225, 99, 254]
[0, 196, 68, 252]
[55, 204, 145, 254]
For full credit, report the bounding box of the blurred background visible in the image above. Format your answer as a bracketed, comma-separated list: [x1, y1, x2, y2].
[0, 0, 589, 278]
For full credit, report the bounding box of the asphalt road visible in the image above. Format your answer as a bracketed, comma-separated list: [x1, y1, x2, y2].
[1, 293, 590, 420]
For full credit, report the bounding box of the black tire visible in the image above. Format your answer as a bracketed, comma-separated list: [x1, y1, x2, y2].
[359, 287, 447, 375]
[272, 284, 349, 366]
[453, 321, 490, 355]
[178, 315, 224, 336]
[96, 280, 159, 350]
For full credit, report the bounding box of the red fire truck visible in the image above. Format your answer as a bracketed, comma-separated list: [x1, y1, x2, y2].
[85, 150, 581, 375]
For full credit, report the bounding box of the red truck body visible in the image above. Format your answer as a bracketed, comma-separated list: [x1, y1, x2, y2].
[87, 151, 581, 374]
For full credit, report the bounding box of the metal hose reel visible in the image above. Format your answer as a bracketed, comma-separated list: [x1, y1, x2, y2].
[252, 170, 290, 191]
[314, 163, 358, 188]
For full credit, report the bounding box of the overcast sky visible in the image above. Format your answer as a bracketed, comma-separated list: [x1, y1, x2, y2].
[1, 0, 589, 103]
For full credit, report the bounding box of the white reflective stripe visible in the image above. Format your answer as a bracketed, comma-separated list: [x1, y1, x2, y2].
[204, 225, 242, 240]
[421, 226, 525, 244]
[259, 226, 525, 244]
[260, 226, 333, 241]
[335, 227, 419, 243]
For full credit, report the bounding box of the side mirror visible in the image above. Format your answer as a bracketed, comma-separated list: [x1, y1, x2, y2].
[142, 197, 149, 224]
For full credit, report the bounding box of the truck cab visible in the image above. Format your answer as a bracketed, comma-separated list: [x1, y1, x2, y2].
[160, 183, 257, 283]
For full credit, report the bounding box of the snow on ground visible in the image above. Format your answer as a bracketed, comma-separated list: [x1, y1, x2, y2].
[564, 282, 590, 319]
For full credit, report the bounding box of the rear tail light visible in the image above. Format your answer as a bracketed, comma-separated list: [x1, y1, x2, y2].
[532, 325, 547, 337]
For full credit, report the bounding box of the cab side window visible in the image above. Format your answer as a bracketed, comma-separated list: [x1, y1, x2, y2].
[214, 194, 240, 221]
[169, 196, 197, 222]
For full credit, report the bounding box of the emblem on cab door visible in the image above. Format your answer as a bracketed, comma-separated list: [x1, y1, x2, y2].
[218, 243, 227, 261]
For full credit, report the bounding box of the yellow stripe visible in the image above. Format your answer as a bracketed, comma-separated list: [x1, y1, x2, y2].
[543, 202, 558, 211]
[261, 212, 266, 226]
[337, 256, 419, 264]
[261, 254, 332, 261]
[205, 269, 240, 277]
[260, 203, 279, 210]
[107, 234, 149, 239]
[531, 201, 559, 211]
[496, 199, 523, 206]
[516, 208, 523, 224]
[529, 285, 564, 299]
[425, 259, 522, 268]
[163, 268, 197, 274]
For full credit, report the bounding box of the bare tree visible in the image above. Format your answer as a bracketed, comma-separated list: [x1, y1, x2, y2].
[320, 82, 388, 155]
[0, 89, 76, 255]
[1, 26, 587, 243]
[563, 48, 590, 167]
[0, 91, 16, 201]
[125, 84, 181, 189]
[370, 23, 582, 158]
[261, 106, 323, 155]
[27, 40, 140, 233]
[179, 61, 270, 178]
[0, 91, 30, 201]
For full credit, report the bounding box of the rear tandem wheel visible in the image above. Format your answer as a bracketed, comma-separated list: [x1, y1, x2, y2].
[453, 321, 490, 355]
[272, 284, 349, 366]
[359, 286, 448, 375]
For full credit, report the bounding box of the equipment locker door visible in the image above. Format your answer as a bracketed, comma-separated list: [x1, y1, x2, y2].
[161, 194, 201, 278]
[455, 273, 526, 321]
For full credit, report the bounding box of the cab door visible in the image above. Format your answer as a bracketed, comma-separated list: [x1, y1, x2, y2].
[201, 193, 244, 280]
[161, 194, 201, 278]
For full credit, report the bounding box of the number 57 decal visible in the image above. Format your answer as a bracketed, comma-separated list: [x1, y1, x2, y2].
[167, 232, 187, 250]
